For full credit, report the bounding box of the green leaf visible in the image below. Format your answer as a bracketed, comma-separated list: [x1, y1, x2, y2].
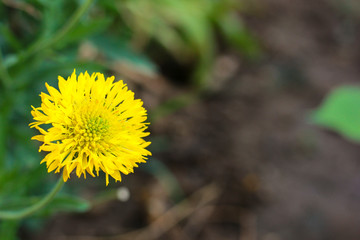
[0, 112, 8, 170]
[0, 166, 47, 200]
[39, 0, 66, 38]
[217, 13, 261, 60]
[56, 17, 113, 49]
[91, 35, 157, 73]
[0, 220, 20, 240]
[0, 24, 23, 52]
[43, 195, 91, 214]
[311, 86, 360, 142]
[0, 194, 90, 219]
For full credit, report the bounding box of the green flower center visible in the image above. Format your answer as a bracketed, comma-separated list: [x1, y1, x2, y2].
[82, 116, 109, 142]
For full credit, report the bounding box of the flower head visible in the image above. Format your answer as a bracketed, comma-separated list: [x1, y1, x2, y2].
[30, 70, 151, 185]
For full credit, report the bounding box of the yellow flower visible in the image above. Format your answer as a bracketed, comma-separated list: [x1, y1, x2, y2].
[30, 70, 151, 185]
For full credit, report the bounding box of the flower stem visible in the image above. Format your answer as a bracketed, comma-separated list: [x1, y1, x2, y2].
[0, 177, 64, 220]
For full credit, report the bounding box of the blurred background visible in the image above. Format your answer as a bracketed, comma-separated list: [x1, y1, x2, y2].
[1, 0, 360, 239]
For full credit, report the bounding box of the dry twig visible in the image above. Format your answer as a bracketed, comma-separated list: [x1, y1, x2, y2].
[56, 182, 220, 240]
[2, 0, 41, 18]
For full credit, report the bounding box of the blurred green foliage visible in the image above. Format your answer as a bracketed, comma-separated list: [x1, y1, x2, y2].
[312, 86, 360, 142]
[116, 0, 261, 87]
[0, 0, 259, 238]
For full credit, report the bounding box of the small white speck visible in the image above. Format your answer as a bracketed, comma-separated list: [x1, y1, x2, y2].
[116, 186, 130, 202]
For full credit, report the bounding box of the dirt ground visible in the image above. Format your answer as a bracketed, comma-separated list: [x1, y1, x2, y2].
[28, 0, 360, 239]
